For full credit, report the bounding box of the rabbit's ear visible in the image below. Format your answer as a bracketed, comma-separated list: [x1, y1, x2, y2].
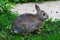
[35, 5, 40, 12]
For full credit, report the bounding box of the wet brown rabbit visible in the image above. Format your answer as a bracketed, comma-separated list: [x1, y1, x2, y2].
[11, 5, 49, 34]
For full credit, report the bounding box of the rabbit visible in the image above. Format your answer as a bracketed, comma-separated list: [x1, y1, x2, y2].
[11, 5, 49, 34]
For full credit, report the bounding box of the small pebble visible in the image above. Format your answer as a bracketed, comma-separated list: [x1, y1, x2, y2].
[56, 11, 59, 13]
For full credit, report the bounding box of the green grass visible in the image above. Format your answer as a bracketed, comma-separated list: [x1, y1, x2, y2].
[0, 13, 60, 40]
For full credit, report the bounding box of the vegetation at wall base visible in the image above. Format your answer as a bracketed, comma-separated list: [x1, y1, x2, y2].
[0, 17, 60, 40]
[9, 0, 56, 3]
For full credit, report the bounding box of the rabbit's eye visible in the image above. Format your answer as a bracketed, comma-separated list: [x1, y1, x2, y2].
[43, 14, 45, 16]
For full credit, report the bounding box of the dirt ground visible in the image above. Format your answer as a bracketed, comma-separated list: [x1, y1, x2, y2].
[11, 1, 60, 20]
